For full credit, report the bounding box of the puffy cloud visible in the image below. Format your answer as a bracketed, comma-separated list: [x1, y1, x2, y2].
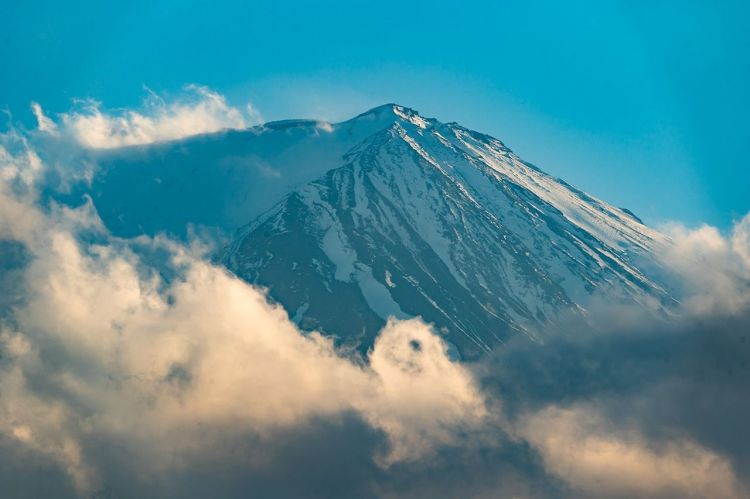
[0, 143, 488, 494]
[2, 248, 488, 492]
[36, 86, 262, 149]
[660, 216, 750, 314]
[520, 406, 742, 499]
[361, 319, 488, 465]
[478, 294, 750, 499]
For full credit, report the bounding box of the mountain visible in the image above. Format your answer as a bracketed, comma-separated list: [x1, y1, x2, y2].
[63, 104, 675, 358]
[62, 110, 399, 239]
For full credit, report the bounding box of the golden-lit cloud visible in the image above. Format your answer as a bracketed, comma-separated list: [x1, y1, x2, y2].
[520, 406, 743, 498]
[0, 159, 488, 492]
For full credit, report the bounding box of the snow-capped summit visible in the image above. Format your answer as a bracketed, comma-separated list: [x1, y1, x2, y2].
[69, 104, 675, 357]
[350, 103, 435, 127]
[223, 105, 674, 356]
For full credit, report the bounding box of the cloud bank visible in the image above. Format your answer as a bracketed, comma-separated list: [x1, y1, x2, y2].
[1, 92, 749, 498]
[0, 127, 490, 496]
[521, 406, 739, 499]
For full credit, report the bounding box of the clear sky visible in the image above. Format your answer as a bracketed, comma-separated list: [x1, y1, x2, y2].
[1, 0, 748, 228]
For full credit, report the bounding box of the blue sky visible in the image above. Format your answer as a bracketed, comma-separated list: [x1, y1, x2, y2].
[1, 0, 748, 228]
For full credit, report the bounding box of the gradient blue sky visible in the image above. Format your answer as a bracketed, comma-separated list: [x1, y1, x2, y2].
[1, 0, 747, 228]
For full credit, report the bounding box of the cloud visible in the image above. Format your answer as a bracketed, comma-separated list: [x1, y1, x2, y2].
[361, 318, 488, 465]
[520, 406, 742, 499]
[0, 141, 488, 494]
[315, 121, 334, 133]
[2, 100, 750, 497]
[35, 85, 263, 149]
[0, 132, 45, 243]
[30, 102, 57, 133]
[659, 216, 750, 314]
[1, 241, 487, 493]
[477, 297, 750, 499]
[246, 102, 264, 126]
[732, 213, 750, 269]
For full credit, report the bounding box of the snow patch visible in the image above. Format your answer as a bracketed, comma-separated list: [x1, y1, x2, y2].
[385, 270, 396, 288]
[320, 224, 357, 282]
[354, 264, 405, 320]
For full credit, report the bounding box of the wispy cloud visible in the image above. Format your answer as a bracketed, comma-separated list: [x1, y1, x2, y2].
[33, 85, 263, 149]
[30, 102, 57, 134]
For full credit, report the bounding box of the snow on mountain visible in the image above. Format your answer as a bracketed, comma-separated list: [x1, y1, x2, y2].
[61, 103, 676, 358]
[223, 105, 675, 357]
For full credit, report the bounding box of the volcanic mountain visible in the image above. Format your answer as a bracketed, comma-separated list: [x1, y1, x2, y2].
[69, 104, 675, 357]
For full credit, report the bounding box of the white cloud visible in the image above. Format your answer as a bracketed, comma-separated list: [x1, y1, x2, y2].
[315, 121, 334, 133]
[38, 85, 262, 149]
[360, 318, 488, 464]
[0, 134, 45, 243]
[660, 215, 750, 315]
[30, 102, 57, 133]
[519, 405, 744, 499]
[0, 143, 488, 493]
[732, 213, 750, 269]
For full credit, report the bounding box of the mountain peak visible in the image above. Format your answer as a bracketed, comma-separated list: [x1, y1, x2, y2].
[359, 102, 412, 115]
[225, 102, 673, 356]
[67, 98, 674, 357]
[348, 103, 436, 130]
